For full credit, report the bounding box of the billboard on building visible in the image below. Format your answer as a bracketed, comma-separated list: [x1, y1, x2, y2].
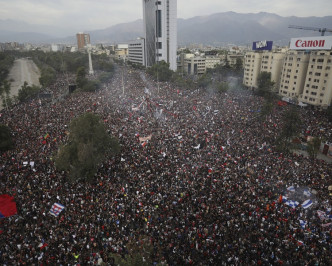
[252, 40, 273, 51]
[290, 36, 332, 50]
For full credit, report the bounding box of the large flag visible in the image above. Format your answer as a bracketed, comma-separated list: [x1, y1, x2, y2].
[285, 200, 299, 208]
[287, 186, 295, 192]
[303, 189, 312, 197]
[317, 210, 327, 220]
[139, 135, 152, 143]
[301, 199, 313, 209]
[0, 194, 17, 218]
[49, 203, 65, 217]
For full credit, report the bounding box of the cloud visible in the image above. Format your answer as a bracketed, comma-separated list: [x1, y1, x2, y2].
[0, 0, 331, 35]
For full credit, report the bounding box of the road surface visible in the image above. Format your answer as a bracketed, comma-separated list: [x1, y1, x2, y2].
[0, 58, 41, 110]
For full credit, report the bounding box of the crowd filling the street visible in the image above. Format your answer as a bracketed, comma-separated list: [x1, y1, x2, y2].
[0, 66, 331, 265]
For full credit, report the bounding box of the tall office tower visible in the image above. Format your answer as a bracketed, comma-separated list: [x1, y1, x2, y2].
[76, 32, 91, 50]
[142, 0, 177, 71]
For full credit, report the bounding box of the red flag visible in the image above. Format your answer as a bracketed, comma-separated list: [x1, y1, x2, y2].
[0, 194, 17, 218]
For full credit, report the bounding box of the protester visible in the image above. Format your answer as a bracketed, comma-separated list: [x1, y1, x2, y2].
[0, 66, 331, 265]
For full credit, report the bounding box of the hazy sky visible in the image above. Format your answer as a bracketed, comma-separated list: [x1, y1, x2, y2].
[1, 0, 331, 32]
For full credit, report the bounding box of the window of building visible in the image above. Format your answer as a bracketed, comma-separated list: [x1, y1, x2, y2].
[325, 73, 329, 77]
[156, 42, 162, 49]
[156, 10, 162, 37]
[304, 96, 308, 99]
[311, 92, 317, 96]
[320, 93, 324, 97]
[317, 58, 324, 63]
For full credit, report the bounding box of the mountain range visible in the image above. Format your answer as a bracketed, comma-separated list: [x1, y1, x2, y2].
[1, 12, 332, 46]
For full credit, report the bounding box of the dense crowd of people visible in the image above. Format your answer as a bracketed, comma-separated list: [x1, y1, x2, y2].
[0, 66, 331, 265]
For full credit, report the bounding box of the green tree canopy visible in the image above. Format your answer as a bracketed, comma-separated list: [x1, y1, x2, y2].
[307, 137, 321, 160]
[17, 81, 41, 102]
[281, 107, 302, 141]
[197, 73, 212, 89]
[147, 61, 173, 82]
[76, 66, 87, 89]
[217, 81, 229, 93]
[276, 107, 302, 152]
[257, 71, 275, 98]
[0, 124, 14, 152]
[55, 112, 120, 182]
[327, 105, 332, 122]
[39, 66, 56, 87]
[0, 80, 11, 110]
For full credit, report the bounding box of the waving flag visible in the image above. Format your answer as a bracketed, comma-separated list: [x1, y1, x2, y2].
[287, 186, 295, 192]
[0, 194, 17, 218]
[285, 200, 299, 208]
[303, 189, 311, 197]
[317, 210, 327, 220]
[299, 220, 307, 229]
[194, 144, 201, 150]
[49, 203, 65, 217]
[301, 199, 313, 209]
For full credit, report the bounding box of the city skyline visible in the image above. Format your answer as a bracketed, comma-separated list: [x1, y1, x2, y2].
[0, 0, 331, 36]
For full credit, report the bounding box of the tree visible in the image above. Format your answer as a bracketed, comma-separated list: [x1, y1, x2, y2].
[307, 137, 321, 160]
[197, 73, 212, 89]
[217, 81, 229, 93]
[256, 72, 275, 98]
[281, 107, 302, 141]
[55, 113, 120, 182]
[259, 101, 274, 120]
[39, 67, 56, 87]
[276, 107, 302, 152]
[76, 66, 87, 89]
[82, 80, 101, 92]
[0, 124, 14, 152]
[147, 61, 173, 82]
[17, 82, 41, 102]
[234, 58, 243, 73]
[327, 105, 332, 122]
[0, 80, 11, 110]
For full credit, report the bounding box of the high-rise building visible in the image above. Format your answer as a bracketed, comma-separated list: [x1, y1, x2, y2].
[279, 50, 310, 99]
[299, 50, 332, 107]
[76, 32, 90, 50]
[142, 0, 177, 71]
[243, 52, 263, 88]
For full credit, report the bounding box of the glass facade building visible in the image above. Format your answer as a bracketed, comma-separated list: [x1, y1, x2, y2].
[143, 0, 177, 71]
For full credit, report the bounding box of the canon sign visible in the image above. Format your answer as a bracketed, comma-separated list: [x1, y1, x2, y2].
[290, 36, 332, 50]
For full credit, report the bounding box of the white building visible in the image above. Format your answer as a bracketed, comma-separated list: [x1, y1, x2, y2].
[142, 0, 177, 71]
[128, 38, 146, 66]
